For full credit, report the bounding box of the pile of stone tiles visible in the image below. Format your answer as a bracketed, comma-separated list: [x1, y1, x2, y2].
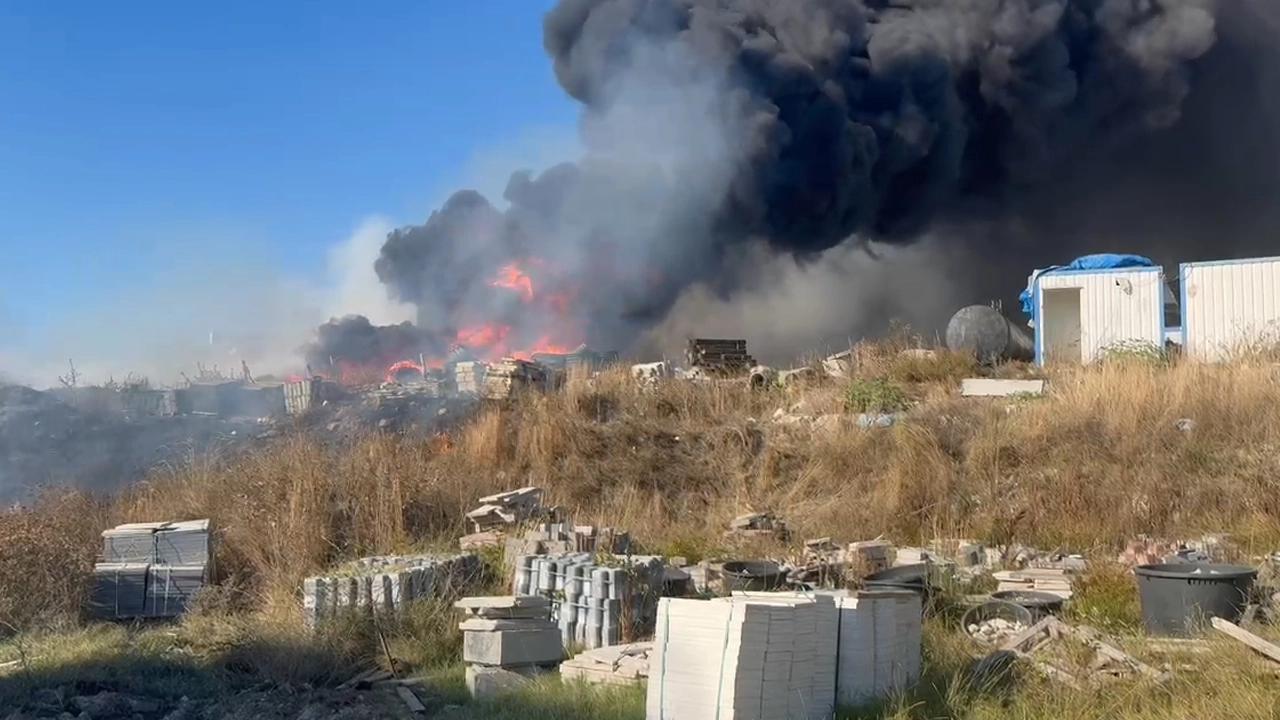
[91, 519, 212, 620]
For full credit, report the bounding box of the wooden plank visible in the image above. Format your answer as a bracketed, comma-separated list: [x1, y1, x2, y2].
[1212, 618, 1280, 666]
[999, 616, 1057, 654]
[396, 686, 427, 714]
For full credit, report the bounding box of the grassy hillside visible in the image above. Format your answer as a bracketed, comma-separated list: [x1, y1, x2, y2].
[3, 345, 1279, 718]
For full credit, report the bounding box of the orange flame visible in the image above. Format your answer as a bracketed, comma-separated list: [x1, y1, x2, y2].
[490, 263, 535, 303]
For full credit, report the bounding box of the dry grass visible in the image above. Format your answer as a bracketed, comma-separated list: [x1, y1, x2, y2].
[2, 348, 1279, 718]
[4, 352, 1280, 632]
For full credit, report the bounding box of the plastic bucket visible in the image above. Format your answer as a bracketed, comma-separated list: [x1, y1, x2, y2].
[1134, 563, 1257, 637]
[991, 590, 1065, 619]
[721, 560, 785, 593]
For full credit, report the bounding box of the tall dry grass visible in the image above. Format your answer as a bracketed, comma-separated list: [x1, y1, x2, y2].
[3, 351, 1279, 634]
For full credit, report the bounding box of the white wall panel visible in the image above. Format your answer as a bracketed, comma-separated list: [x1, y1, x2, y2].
[1182, 257, 1280, 361]
[1036, 268, 1164, 364]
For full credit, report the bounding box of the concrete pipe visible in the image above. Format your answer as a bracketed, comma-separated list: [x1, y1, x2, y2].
[945, 305, 1034, 364]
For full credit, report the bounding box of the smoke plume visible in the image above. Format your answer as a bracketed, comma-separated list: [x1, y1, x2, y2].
[315, 0, 1279, 366]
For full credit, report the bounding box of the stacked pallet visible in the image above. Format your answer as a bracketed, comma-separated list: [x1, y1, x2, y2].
[685, 339, 755, 375]
[993, 568, 1076, 599]
[92, 519, 212, 620]
[482, 358, 549, 400]
[644, 591, 922, 720]
[302, 553, 480, 628]
[645, 595, 835, 720]
[513, 553, 665, 650]
[453, 361, 488, 396]
[833, 590, 923, 707]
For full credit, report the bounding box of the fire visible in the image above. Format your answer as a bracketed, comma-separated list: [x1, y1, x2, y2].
[384, 360, 425, 384]
[456, 323, 511, 351]
[490, 263, 535, 303]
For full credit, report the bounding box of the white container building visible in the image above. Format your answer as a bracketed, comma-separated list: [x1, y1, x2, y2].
[1031, 266, 1166, 365]
[1180, 256, 1280, 361]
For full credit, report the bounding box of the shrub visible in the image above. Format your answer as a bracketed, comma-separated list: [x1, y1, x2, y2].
[845, 378, 909, 413]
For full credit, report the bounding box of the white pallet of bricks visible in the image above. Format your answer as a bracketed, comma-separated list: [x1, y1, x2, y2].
[645, 590, 922, 720]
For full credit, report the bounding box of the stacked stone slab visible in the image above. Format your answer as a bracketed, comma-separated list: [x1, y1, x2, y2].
[455, 596, 564, 698]
[92, 520, 212, 620]
[645, 591, 922, 720]
[513, 553, 665, 650]
[481, 358, 549, 400]
[302, 553, 480, 629]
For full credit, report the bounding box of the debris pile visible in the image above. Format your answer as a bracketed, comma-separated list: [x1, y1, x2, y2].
[560, 642, 652, 687]
[301, 553, 480, 628]
[456, 596, 563, 699]
[91, 519, 212, 620]
[460, 486, 549, 548]
[686, 338, 755, 376]
[513, 553, 666, 649]
[993, 556, 1085, 600]
[968, 617, 1029, 645]
[726, 512, 790, 541]
[973, 616, 1171, 689]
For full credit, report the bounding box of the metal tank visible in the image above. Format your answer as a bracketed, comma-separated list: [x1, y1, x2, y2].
[945, 305, 1034, 363]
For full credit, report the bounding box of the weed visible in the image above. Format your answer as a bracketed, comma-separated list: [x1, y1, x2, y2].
[845, 378, 909, 413]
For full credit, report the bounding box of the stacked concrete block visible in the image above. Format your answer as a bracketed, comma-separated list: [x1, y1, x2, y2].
[91, 519, 213, 620]
[455, 596, 563, 698]
[302, 553, 480, 629]
[513, 553, 665, 649]
[454, 361, 488, 396]
[834, 590, 923, 707]
[481, 358, 549, 400]
[645, 592, 921, 720]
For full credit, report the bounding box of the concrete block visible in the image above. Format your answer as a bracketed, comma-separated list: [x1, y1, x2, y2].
[465, 664, 555, 699]
[961, 379, 1045, 398]
[463, 627, 564, 666]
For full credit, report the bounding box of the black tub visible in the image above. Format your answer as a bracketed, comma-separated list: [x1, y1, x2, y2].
[1134, 563, 1257, 637]
[864, 563, 930, 597]
[722, 561, 786, 593]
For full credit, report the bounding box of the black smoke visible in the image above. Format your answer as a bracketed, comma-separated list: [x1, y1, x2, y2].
[339, 0, 1278, 361]
[306, 316, 439, 370]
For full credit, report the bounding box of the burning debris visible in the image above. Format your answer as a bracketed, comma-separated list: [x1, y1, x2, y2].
[686, 339, 756, 376]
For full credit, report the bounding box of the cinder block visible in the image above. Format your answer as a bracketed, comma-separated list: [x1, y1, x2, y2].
[465, 664, 555, 698]
[463, 627, 564, 666]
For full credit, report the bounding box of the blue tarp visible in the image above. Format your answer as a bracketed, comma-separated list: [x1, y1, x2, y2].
[1019, 254, 1156, 323]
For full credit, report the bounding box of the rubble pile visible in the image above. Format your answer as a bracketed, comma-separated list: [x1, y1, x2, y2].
[726, 511, 790, 541]
[456, 596, 563, 699]
[91, 519, 212, 620]
[560, 642, 652, 687]
[460, 486, 553, 549]
[968, 617, 1029, 645]
[301, 553, 480, 628]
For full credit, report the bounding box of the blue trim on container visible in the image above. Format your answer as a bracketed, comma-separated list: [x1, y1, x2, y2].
[1179, 263, 1191, 357]
[1180, 255, 1280, 269]
[1034, 266, 1162, 279]
[1034, 278, 1044, 366]
[1155, 270, 1164, 349]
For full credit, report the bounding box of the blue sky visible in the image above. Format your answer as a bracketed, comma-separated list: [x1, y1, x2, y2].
[0, 2, 578, 382]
